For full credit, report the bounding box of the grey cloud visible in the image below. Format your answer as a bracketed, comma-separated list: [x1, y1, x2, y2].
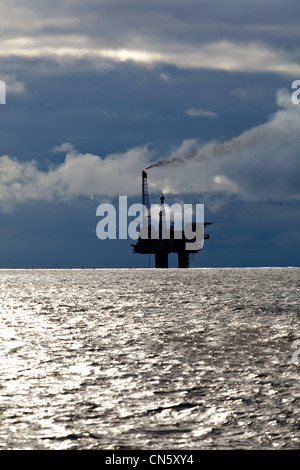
[15, 1, 299, 47]
[0, 73, 26, 95]
[0, 1, 299, 74]
[185, 108, 218, 118]
[230, 88, 247, 99]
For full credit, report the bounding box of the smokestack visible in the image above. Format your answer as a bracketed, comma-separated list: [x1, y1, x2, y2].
[159, 193, 166, 240]
[142, 169, 151, 237]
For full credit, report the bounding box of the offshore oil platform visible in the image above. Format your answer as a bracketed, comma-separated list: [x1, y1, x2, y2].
[131, 169, 211, 268]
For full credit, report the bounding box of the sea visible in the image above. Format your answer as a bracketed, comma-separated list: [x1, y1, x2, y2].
[0, 267, 299, 450]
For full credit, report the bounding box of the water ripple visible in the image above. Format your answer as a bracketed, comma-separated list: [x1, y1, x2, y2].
[0, 267, 299, 449]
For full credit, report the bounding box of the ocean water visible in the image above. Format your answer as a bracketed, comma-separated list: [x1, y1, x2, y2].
[0, 267, 299, 450]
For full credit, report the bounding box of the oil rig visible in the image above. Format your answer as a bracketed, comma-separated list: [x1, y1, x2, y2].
[131, 169, 211, 268]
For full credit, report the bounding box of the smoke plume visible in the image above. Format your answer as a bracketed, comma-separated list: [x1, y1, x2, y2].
[146, 132, 252, 170]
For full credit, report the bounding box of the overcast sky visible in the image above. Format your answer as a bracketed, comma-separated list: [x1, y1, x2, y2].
[0, 0, 299, 267]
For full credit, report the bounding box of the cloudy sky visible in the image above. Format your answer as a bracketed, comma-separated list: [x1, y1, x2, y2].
[0, 0, 299, 267]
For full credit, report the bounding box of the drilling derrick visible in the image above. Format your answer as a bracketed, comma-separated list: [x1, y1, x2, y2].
[131, 170, 212, 268]
[142, 169, 151, 233]
[142, 169, 150, 214]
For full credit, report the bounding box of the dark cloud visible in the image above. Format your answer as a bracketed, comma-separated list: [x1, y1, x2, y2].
[0, 0, 299, 267]
[1, 1, 300, 74]
[4, 0, 298, 46]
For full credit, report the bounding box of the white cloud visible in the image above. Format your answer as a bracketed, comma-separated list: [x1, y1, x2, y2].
[153, 88, 300, 204]
[0, 145, 151, 211]
[159, 72, 170, 82]
[0, 89, 299, 211]
[52, 142, 75, 153]
[185, 108, 218, 118]
[230, 88, 247, 99]
[213, 174, 239, 192]
[0, 34, 299, 75]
